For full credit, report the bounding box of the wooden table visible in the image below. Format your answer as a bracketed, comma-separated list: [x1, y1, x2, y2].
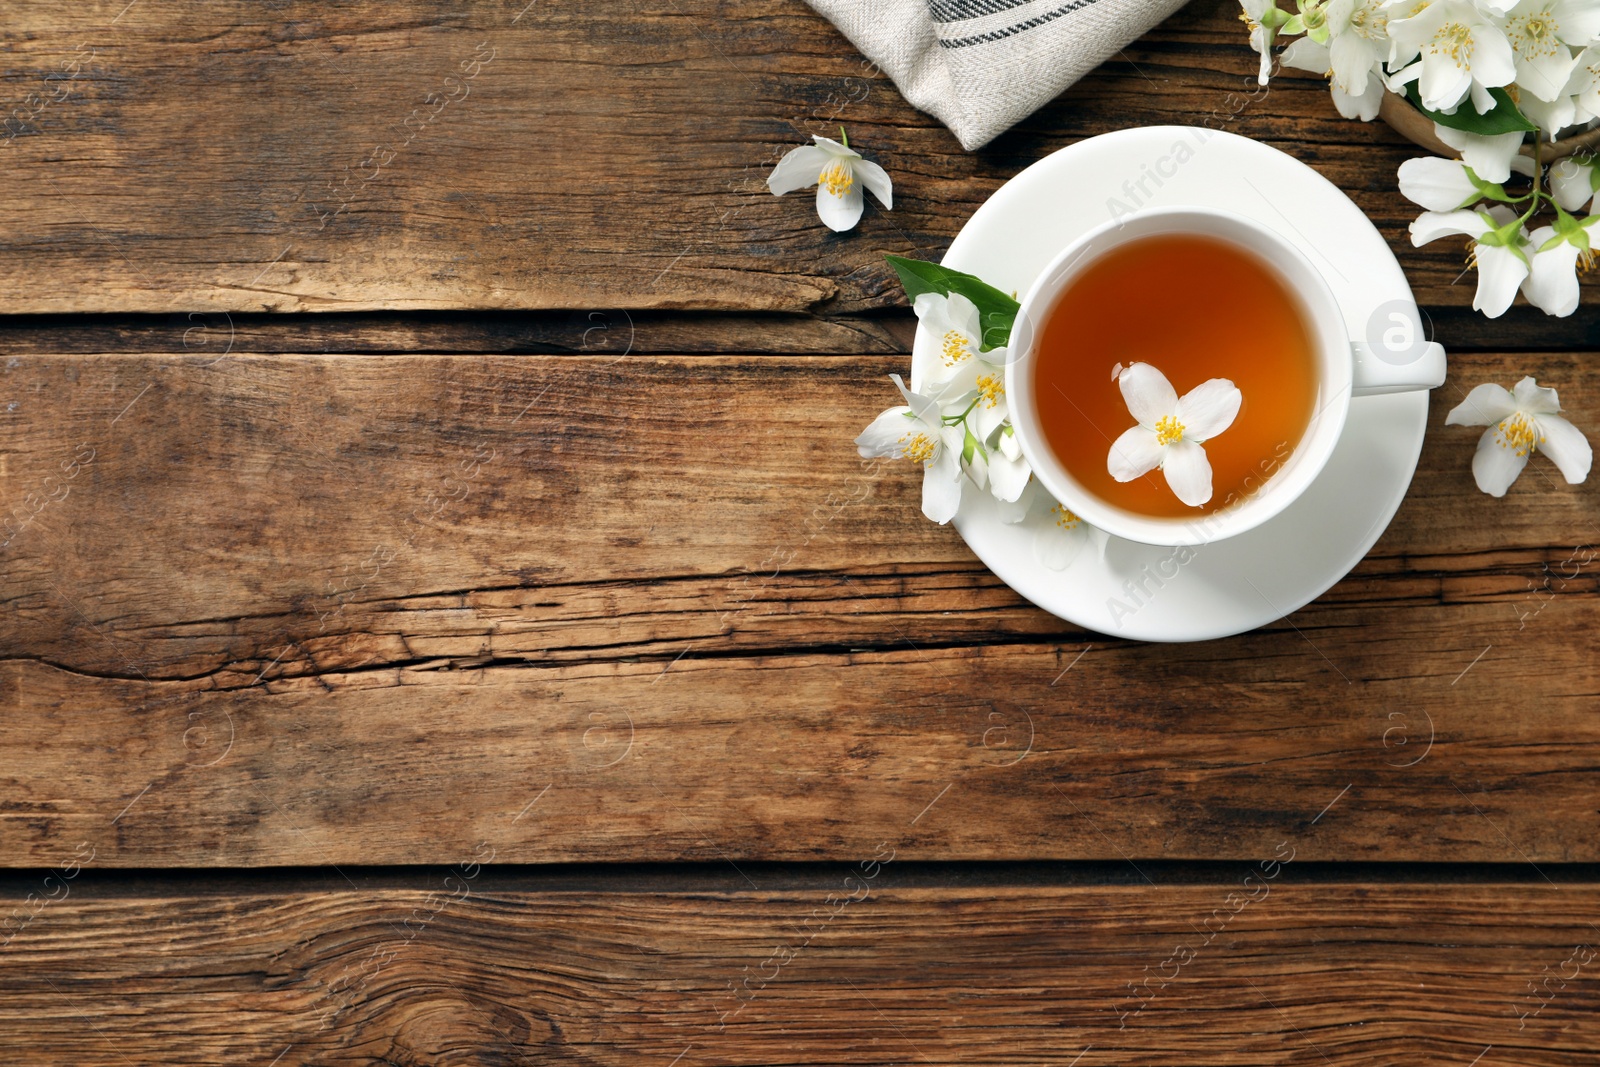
[2, 0, 1598, 1062]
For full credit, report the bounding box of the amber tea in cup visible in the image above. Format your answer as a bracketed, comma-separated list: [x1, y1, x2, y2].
[1005, 206, 1446, 548]
[1030, 231, 1318, 519]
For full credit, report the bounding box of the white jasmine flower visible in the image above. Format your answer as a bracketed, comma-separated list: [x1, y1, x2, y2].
[1518, 92, 1582, 142]
[995, 480, 1109, 570]
[1431, 124, 1528, 183]
[1445, 376, 1592, 495]
[1280, 24, 1331, 62]
[1503, 0, 1600, 101]
[1569, 45, 1600, 120]
[1387, 0, 1516, 113]
[1409, 205, 1531, 316]
[1329, 0, 1392, 92]
[915, 291, 1007, 393]
[1397, 155, 1495, 208]
[985, 423, 1032, 503]
[1036, 500, 1099, 570]
[948, 368, 1030, 502]
[1517, 90, 1580, 136]
[856, 374, 965, 523]
[1239, 0, 1291, 84]
[1399, 152, 1533, 210]
[1333, 60, 1390, 118]
[1549, 156, 1598, 212]
[995, 475, 1040, 524]
[1281, 37, 1331, 76]
[767, 134, 892, 233]
[1106, 362, 1243, 507]
[1228, 0, 1597, 325]
[916, 316, 1028, 503]
[1522, 225, 1592, 316]
[1284, 0, 1393, 116]
[1281, 36, 1388, 118]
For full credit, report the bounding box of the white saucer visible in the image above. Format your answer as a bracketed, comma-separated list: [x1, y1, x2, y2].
[914, 126, 1433, 642]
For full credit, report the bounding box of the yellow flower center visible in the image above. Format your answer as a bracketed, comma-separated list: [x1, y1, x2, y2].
[1509, 13, 1560, 58]
[1052, 504, 1081, 531]
[942, 329, 972, 367]
[818, 160, 854, 197]
[1154, 414, 1185, 446]
[1349, 3, 1387, 40]
[976, 373, 1004, 408]
[899, 430, 937, 465]
[1494, 412, 1541, 457]
[1430, 22, 1475, 68]
[1237, 9, 1260, 30]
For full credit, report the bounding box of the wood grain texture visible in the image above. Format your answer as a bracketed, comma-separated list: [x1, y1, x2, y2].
[0, 878, 1597, 1064]
[4, 1, 1597, 1048]
[0, 311, 917, 357]
[0, 305, 1581, 359]
[1, 352, 1597, 866]
[2, 0, 1595, 320]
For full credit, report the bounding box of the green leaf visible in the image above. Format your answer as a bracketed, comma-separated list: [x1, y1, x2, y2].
[884, 254, 1020, 352]
[1403, 84, 1536, 136]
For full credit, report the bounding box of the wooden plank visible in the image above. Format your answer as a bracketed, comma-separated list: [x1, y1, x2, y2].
[2, 352, 1598, 866]
[0, 305, 1579, 359]
[0, 877, 1596, 1063]
[2, 0, 1594, 317]
[7, 623, 1600, 867]
[0, 312, 915, 357]
[3, 350, 1596, 667]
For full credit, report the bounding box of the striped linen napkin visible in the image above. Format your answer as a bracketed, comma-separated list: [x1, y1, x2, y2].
[803, 0, 1190, 150]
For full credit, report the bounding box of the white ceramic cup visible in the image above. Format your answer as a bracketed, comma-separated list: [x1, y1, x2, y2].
[1004, 205, 1446, 548]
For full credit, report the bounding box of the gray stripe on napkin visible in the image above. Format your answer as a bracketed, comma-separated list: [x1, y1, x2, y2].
[937, 0, 1103, 48]
[924, 0, 1034, 24]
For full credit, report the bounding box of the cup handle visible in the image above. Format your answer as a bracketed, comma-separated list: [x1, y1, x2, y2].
[1351, 340, 1447, 397]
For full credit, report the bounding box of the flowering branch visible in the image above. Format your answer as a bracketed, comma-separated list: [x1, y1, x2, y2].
[855, 257, 1103, 568]
[1241, 0, 1600, 317]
